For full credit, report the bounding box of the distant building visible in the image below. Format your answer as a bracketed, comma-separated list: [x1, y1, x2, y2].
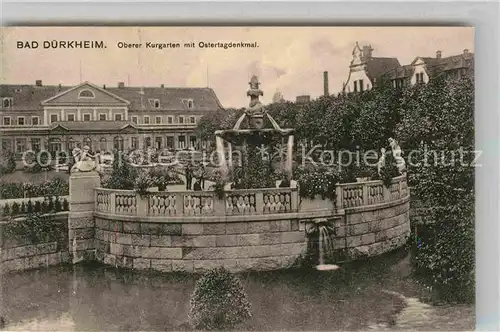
[343, 42, 474, 92]
[295, 95, 311, 104]
[0, 80, 224, 158]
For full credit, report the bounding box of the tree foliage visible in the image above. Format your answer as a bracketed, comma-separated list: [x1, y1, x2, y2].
[104, 151, 137, 190]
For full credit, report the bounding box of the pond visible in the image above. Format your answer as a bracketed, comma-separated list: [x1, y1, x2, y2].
[0, 248, 473, 331]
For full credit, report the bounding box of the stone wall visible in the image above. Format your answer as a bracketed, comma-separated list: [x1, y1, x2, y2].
[0, 212, 70, 274]
[336, 196, 411, 260]
[93, 217, 306, 273]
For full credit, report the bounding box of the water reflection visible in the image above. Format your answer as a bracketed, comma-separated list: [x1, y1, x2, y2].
[2, 250, 419, 331]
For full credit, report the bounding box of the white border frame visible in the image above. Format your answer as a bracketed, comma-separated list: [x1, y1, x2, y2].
[1, 1, 499, 330]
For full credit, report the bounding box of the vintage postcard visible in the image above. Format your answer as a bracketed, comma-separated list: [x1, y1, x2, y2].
[0, 26, 474, 331]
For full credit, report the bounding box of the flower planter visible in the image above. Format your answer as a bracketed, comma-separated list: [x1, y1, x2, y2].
[299, 195, 335, 213]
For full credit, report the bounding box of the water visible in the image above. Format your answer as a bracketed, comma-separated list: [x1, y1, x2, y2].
[0, 249, 472, 331]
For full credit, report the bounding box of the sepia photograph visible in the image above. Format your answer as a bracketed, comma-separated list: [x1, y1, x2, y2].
[0, 26, 475, 331]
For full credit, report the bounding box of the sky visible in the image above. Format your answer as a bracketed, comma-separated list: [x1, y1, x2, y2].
[1, 27, 474, 108]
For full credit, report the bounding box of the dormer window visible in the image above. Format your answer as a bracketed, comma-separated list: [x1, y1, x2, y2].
[78, 89, 95, 98]
[183, 99, 194, 109]
[149, 99, 160, 109]
[2, 98, 13, 108]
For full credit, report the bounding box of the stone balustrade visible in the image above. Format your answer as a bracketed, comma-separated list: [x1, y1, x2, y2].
[95, 187, 299, 219]
[95, 175, 408, 219]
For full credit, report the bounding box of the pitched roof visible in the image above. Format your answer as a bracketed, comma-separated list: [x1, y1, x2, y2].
[412, 53, 475, 77]
[384, 65, 414, 80]
[106, 86, 224, 111]
[365, 57, 401, 83]
[0, 83, 225, 112]
[50, 121, 137, 131]
[0, 84, 71, 111]
[42, 82, 130, 106]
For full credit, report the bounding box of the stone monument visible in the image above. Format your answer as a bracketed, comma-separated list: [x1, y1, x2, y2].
[68, 145, 101, 263]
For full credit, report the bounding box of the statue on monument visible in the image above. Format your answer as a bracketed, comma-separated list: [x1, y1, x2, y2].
[388, 137, 406, 174]
[71, 145, 99, 173]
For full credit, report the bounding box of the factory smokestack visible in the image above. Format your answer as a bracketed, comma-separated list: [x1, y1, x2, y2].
[323, 71, 329, 96]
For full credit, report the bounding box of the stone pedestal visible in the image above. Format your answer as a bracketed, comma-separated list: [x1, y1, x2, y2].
[68, 171, 101, 264]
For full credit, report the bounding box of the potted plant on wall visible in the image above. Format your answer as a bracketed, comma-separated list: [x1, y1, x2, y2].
[297, 166, 339, 212]
[134, 171, 154, 196]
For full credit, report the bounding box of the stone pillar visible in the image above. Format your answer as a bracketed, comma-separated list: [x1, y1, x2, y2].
[68, 171, 100, 264]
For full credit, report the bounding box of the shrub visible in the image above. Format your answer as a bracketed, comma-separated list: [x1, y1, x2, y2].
[62, 198, 69, 211]
[3, 204, 10, 216]
[411, 207, 474, 303]
[27, 200, 34, 214]
[105, 150, 137, 190]
[11, 202, 20, 216]
[6, 151, 17, 173]
[34, 200, 42, 213]
[5, 212, 61, 244]
[189, 268, 252, 330]
[54, 197, 62, 212]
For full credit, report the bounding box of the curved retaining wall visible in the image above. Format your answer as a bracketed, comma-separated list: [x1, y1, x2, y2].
[88, 175, 410, 273]
[93, 216, 305, 273]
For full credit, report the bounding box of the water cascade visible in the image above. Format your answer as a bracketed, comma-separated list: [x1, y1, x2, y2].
[314, 220, 340, 271]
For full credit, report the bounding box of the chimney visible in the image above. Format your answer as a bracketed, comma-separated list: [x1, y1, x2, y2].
[58, 84, 62, 91]
[463, 49, 470, 56]
[118, 82, 125, 88]
[323, 71, 329, 96]
[362, 45, 373, 61]
[436, 50, 442, 59]
[35, 80, 42, 87]
[103, 84, 106, 89]
[161, 84, 165, 88]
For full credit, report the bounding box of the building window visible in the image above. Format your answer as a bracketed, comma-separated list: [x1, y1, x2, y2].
[50, 114, 58, 123]
[67, 114, 75, 122]
[167, 116, 173, 124]
[166, 136, 174, 149]
[190, 116, 196, 124]
[183, 99, 194, 109]
[99, 114, 107, 121]
[131, 137, 138, 150]
[31, 138, 41, 152]
[189, 136, 197, 149]
[131, 116, 138, 124]
[17, 117, 25, 126]
[359, 79, 364, 92]
[178, 116, 184, 124]
[78, 89, 95, 98]
[83, 114, 91, 121]
[16, 138, 26, 153]
[67, 137, 76, 151]
[2, 98, 13, 108]
[353, 81, 358, 92]
[144, 116, 150, 124]
[114, 114, 122, 121]
[178, 136, 186, 149]
[145, 137, 152, 148]
[113, 136, 124, 151]
[99, 138, 107, 151]
[2, 117, 10, 126]
[32, 116, 39, 126]
[155, 116, 162, 124]
[149, 99, 160, 109]
[416, 73, 425, 84]
[155, 137, 163, 149]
